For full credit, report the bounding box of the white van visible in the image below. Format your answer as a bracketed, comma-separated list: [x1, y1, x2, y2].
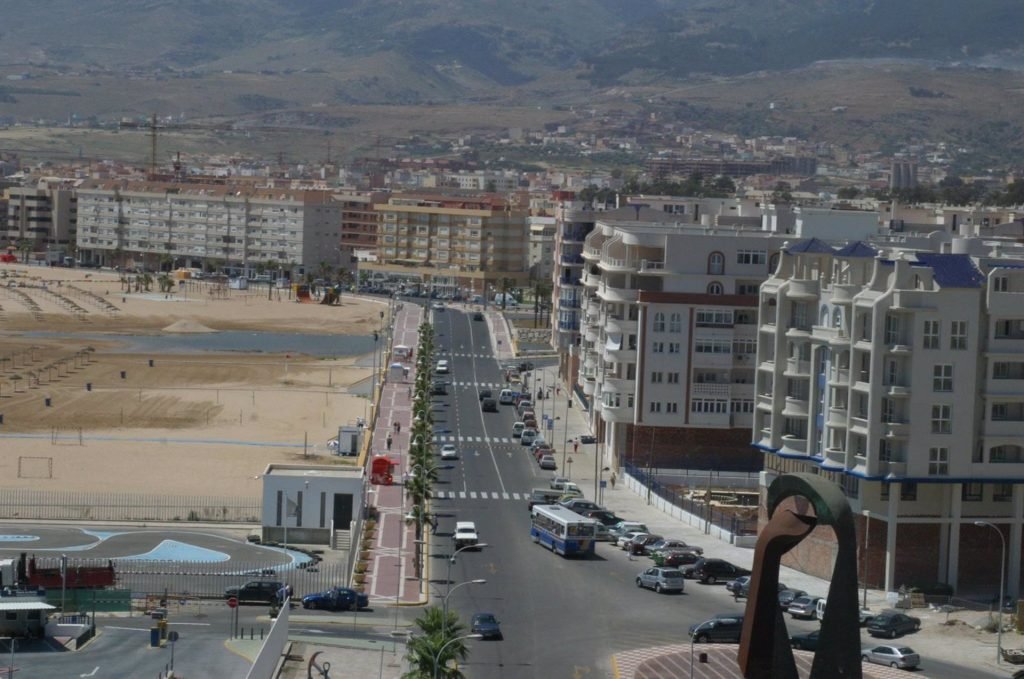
[512, 422, 526, 438]
[498, 389, 515, 405]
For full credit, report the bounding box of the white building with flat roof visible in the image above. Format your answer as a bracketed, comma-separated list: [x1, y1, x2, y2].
[260, 464, 364, 547]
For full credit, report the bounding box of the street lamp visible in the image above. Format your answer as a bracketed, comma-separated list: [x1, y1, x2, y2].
[447, 543, 489, 596]
[442, 579, 486, 632]
[975, 520, 1007, 664]
[434, 633, 482, 679]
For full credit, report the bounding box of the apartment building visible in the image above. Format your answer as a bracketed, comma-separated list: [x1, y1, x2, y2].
[528, 215, 556, 282]
[364, 193, 529, 297]
[754, 237, 1024, 596]
[3, 180, 77, 252]
[334, 188, 387, 261]
[75, 181, 342, 273]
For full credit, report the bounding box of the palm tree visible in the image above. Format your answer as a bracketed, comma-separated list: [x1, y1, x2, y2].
[141, 272, 154, 292]
[403, 607, 469, 678]
[16, 239, 33, 264]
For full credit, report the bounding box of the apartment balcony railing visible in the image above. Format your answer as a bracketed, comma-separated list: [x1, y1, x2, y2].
[639, 259, 665, 273]
[560, 253, 585, 265]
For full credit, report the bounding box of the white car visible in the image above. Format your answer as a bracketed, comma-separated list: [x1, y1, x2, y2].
[440, 444, 458, 460]
[616, 531, 647, 549]
[432, 302, 445, 311]
[435, 360, 449, 374]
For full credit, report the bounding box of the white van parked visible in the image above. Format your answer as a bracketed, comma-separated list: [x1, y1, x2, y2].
[498, 389, 515, 405]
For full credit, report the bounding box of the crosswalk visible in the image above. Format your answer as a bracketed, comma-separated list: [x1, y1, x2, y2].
[447, 381, 506, 389]
[433, 434, 515, 444]
[434, 490, 532, 501]
[437, 352, 492, 359]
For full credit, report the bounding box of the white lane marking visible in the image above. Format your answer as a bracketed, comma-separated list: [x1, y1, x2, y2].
[80, 668, 100, 678]
[491, 491, 499, 499]
[467, 312, 508, 494]
[502, 492, 510, 500]
[469, 491, 477, 499]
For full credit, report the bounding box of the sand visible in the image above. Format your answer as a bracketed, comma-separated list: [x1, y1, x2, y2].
[0, 264, 385, 498]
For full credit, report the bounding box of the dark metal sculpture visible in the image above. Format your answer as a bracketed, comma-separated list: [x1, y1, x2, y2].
[737, 473, 862, 679]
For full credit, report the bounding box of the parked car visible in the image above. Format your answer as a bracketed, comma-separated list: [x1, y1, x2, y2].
[431, 382, 448, 395]
[861, 645, 920, 669]
[520, 429, 537, 445]
[814, 598, 874, 625]
[647, 538, 703, 557]
[778, 589, 807, 609]
[538, 455, 557, 470]
[609, 521, 649, 539]
[789, 630, 820, 652]
[440, 444, 458, 460]
[688, 615, 745, 643]
[635, 567, 686, 594]
[581, 509, 621, 526]
[512, 422, 526, 438]
[549, 477, 572, 490]
[788, 595, 822, 619]
[471, 612, 503, 640]
[867, 611, 921, 639]
[616, 531, 648, 549]
[557, 489, 584, 501]
[559, 499, 602, 514]
[528, 489, 564, 510]
[633, 533, 666, 555]
[225, 580, 285, 604]
[654, 550, 702, 568]
[529, 436, 548, 451]
[533, 446, 554, 462]
[301, 587, 368, 611]
[594, 524, 615, 542]
[689, 558, 751, 584]
[578, 435, 597, 444]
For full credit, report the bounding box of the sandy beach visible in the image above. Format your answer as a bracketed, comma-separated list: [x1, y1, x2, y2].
[0, 264, 383, 497]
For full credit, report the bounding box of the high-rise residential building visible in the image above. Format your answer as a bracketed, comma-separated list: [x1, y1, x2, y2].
[334, 188, 386, 263]
[754, 237, 1024, 596]
[363, 193, 529, 297]
[3, 180, 77, 253]
[528, 215, 556, 283]
[551, 194, 598, 383]
[75, 181, 342, 274]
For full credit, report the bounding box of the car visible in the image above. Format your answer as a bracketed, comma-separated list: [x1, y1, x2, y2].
[866, 611, 921, 638]
[549, 477, 572, 490]
[814, 598, 874, 624]
[581, 509, 621, 526]
[559, 499, 602, 514]
[481, 398, 498, 412]
[523, 417, 538, 430]
[726, 575, 751, 595]
[647, 538, 703, 557]
[789, 629, 820, 652]
[478, 389, 493, 401]
[301, 587, 369, 611]
[594, 524, 615, 542]
[225, 580, 285, 604]
[432, 302, 445, 311]
[616, 531, 647, 549]
[861, 645, 920, 669]
[527, 488, 564, 509]
[512, 422, 526, 438]
[453, 522, 479, 550]
[440, 444, 458, 460]
[636, 567, 685, 594]
[609, 521, 649, 539]
[788, 595, 822, 619]
[471, 612, 502, 640]
[578, 435, 597, 444]
[655, 550, 702, 568]
[517, 361, 534, 372]
[631, 533, 665, 555]
[690, 558, 751, 584]
[777, 588, 807, 609]
[688, 615, 745, 644]
[472, 312, 484, 321]
[435, 360, 450, 374]
[533, 446, 554, 461]
[538, 455, 557, 470]
[520, 429, 537, 445]
[498, 389, 515, 405]
[430, 382, 448, 395]
[529, 436, 548, 450]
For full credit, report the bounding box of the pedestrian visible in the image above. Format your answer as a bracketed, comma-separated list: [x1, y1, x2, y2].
[396, 421, 401, 434]
[610, 472, 617, 490]
[393, 421, 399, 433]
[386, 433, 393, 450]
[407, 386, 412, 398]
[430, 515, 438, 535]
[573, 439, 579, 454]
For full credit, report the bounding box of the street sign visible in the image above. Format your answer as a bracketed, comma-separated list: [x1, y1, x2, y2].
[227, 597, 238, 609]
[167, 631, 180, 643]
[546, 419, 553, 431]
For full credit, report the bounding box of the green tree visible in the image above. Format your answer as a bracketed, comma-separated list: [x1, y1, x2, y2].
[837, 187, 860, 200]
[16, 239, 33, 264]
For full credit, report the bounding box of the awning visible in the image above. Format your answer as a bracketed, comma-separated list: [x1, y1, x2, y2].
[0, 601, 55, 611]
[605, 334, 623, 351]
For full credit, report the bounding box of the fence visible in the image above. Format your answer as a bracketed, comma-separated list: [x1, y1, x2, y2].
[0, 489, 260, 522]
[45, 589, 132, 613]
[624, 461, 759, 543]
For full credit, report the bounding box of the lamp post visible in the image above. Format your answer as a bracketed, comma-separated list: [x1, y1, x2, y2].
[442, 578, 486, 625]
[975, 520, 1007, 664]
[447, 543, 489, 596]
[434, 633, 482, 679]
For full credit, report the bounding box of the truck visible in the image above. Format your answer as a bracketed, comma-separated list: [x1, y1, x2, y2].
[453, 522, 480, 550]
[7, 553, 116, 589]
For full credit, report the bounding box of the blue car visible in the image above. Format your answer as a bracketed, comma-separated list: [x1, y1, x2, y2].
[471, 612, 503, 640]
[301, 587, 369, 611]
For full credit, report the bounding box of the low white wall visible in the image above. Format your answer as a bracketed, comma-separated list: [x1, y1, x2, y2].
[624, 472, 747, 546]
[245, 597, 290, 679]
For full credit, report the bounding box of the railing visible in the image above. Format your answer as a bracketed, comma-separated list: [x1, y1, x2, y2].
[639, 259, 665, 272]
[624, 461, 759, 537]
[560, 253, 584, 265]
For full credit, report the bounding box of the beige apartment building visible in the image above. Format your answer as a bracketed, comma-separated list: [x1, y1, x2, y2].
[3, 180, 78, 254]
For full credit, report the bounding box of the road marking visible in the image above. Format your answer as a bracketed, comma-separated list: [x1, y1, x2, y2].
[80, 668, 99, 678]
[466, 313, 507, 495]
[502, 492, 510, 500]
[106, 626, 151, 632]
[491, 491, 499, 499]
[469, 491, 477, 499]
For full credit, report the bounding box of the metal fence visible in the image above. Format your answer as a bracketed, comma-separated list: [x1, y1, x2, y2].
[625, 460, 759, 536]
[0, 489, 260, 522]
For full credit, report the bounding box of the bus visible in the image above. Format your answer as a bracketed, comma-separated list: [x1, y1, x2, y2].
[530, 504, 598, 557]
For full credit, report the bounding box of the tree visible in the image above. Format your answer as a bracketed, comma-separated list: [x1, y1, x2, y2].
[837, 187, 860, 200]
[403, 606, 469, 678]
[16, 239, 32, 264]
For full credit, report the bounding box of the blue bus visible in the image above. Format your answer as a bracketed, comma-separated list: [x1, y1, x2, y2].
[530, 504, 597, 557]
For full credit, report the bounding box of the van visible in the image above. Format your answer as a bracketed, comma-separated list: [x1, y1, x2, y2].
[498, 389, 515, 405]
[512, 422, 526, 438]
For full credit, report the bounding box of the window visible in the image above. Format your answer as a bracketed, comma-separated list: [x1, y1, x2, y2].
[961, 483, 983, 502]
[928, 447, 948, 476]
[994, 276, 1009, 292]
[669, 342, 681, 354]
[880, 483, 890, 501]
[649, 401, 662, 413]
[901, 482, 917, 501]
[691, 399, 728, 413]
[667, 372, 680, 384]
[932, 365, 952, 392]
[731, 400, 754, 413]
[992, 445, 1024, 463]
[931, 405, 951, 434]
[923, 320, 939, 349]
[707, 282, 724, 295]
[708, 251, 725, 275]
[652, 342, 664, 353]
[950, 321, 967, 350]
[651, 371, 663, 383]
[653, 312, 665, 332]
[737, 249, 767, 265]
[669, 313, 682, 333]
[734, 339, 757, 355]
[841, 476, 859, 499]
[666, 402, 678, 414]
[994, 483, 1013, 502]
[696, 309, 733, 326]
[737, 282, 759, 295]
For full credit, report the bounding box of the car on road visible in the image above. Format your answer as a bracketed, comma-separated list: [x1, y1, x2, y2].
[471, 613, 503, 640]
[472, 311, 484, 321]
[440, 444, 458, 460]
[517, 361, 534, 372]
[435, 360, 450, 374]
[478, 389, 493, 401]
[866, 611, 921, 639]
[636, 567, 685, 594]
[654, 550, 702, 568]
[788, 595, 822, 619]
[789, 629, 820, 652]
[481, 398, 498, 412]
[432, 302, 445, 311]
[559, 499, 602, 514]
[861, 645, 920, 669]
[777, 588, 807, 609]
[616, 531, 647, 549]
[538, 455, 557, 470]
[688, 615, 745, 644]
[528, 488, 564, 510]
[498, 389, 515, 405]
[225, 580, 285, 604]
[301, 587, 369, 611]
[454, 522, 480, 550]
[578, 435, 597, 444]
[688, 558, 751, 584]
[430, 381, 448, 395]
[647, 538, 703, 557]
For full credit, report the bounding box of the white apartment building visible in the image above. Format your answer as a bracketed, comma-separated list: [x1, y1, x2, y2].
[75, 181, 342, 273]
[754, 237, 1024, 596]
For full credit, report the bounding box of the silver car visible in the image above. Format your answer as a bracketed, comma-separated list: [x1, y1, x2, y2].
[635, 567, 685, 594]
[788, 595, 822, 619]
[861, 645, 920, 670]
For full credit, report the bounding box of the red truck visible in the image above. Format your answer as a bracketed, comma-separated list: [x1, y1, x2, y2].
[8, 553, 116, 589]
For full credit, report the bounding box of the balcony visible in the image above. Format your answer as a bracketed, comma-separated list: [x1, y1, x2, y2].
[557, 319, 578, 332]
[583, 324, 599, 343]
[757, 394, 774, 411]
[786, 279, 819, 300]
[639, 259, 666, 273]
[560, 253, 584, 265]
[603, 376, 636, 395]
[828, 368, 850, 385]
[827, 407, 848, 427]
[830, 284, 858, 304]
[558, 276, 583, 287]
[780, 435, 807, 456]
[886, 344, 913, 355]
[885, 384, 910, 397]
[849, 417, 868, 434]
[984, 419, 1024, 438]
[883, 421, 910, 438]
[783, 397, 809, 417]
[583, 246, 602, 260]
[582, 377, 597, 396]
[823, 447, 847, 468]
[600, 401, 634, 423]
[784, 359, 810, 376]
[582, 270, 601, 288]
[692, 383, 730, 398]
[605, 316, 638, 335]
[598, 282, 639, 303]
[599, 257, 637, 273]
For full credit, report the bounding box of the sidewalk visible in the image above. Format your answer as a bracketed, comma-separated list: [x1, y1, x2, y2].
[361, 302, 427, 607]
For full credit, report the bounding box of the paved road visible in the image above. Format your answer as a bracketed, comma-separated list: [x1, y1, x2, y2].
[425, 308, 995, 679]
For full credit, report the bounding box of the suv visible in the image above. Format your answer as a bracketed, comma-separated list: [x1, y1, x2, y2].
[453, 522, 480, 550]
[688, 615, 745, 643]
[689, 558, 751, 584]
[225, 580, 284, 604]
